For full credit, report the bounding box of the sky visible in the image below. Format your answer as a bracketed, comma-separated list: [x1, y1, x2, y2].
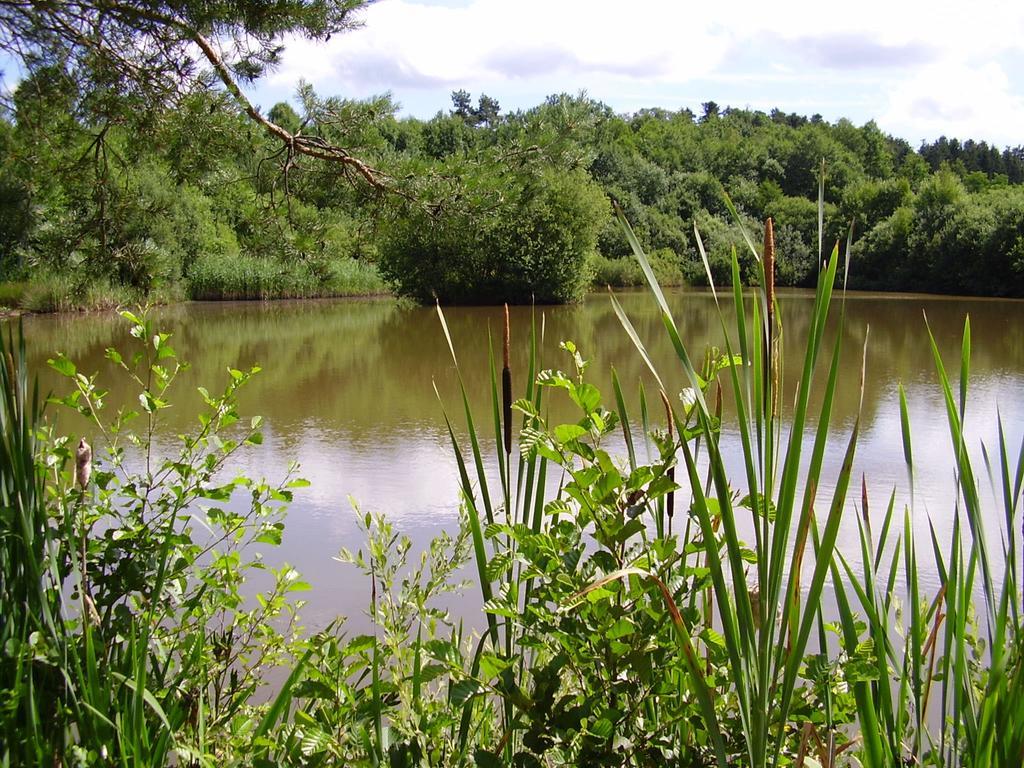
[247, 0, 1024, 149]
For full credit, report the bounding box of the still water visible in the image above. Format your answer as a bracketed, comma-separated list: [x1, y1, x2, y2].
[12, 289, 1024, 629]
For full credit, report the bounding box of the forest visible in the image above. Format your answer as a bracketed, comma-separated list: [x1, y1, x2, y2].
[1, 6, 1023, 310]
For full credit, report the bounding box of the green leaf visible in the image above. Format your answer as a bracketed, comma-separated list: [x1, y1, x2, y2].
[48, 355, 76, 377]
[554, 423, 588, 444]
[607, 618, 635, 640]
[255, 525, 283, 546]
[450, 678, 481, 707]
[700, 628, 727, 651]
[570, 383, 601, 414]
[479, 652, 511, 679]
[512, 398, 538, 417]
[589, 717, 614, 740]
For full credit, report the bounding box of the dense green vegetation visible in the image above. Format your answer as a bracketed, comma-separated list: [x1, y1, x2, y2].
[4, 83, 1024, 306]
[2, 1, 1023, 306]
[2, 9, 1024, 308]
[3, 214, 1022, 765]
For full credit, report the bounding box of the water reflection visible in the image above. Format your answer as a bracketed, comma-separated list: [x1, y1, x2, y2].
[9, 289, 1024, 627]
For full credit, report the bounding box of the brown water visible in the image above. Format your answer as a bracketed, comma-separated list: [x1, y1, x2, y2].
[10, 289, 1024, 629]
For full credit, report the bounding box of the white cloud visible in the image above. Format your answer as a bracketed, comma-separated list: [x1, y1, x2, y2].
[268, 0, 728, 91]
[881, 60, 1024, 146]
[261, 0, 1024, 144]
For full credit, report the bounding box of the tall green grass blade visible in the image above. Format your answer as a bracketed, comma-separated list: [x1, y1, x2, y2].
[722, 192, 761, 263]
[434, 382, 498, 645]
[898, 382, 914, 507]
[488, 331, 509, 514]
[925, 316, 995, 612]
[611, 368, 636, 471]
[817, 160, 825, 263]
[613, 203, 672, 321]
[436, 304, 497, 527]
[609, 291, 666, 394]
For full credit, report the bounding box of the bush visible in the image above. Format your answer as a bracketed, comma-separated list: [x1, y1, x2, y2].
[1, 313, 307, 764]
[378, 155, 608, 304]
[592, 248, 685, 288]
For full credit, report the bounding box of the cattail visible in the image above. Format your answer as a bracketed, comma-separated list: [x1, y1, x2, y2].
[76, 437, 92, 490]
[763, 218, 776, 417]
[861, 474, 870, 528]
[502, 304, 512, 456]
[4, 350, 15, 408]
[660, 390, 675, 524]
[764, 217, 775, 312]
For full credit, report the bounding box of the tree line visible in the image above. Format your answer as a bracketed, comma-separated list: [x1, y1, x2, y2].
[2, 80, 1023, 305]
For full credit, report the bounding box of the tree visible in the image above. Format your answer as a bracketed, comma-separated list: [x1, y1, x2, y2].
[378, 148, 608, 304]
[449, 91, 500, 127]
[700, 101, 720, 122]
[0, 0, 387, 188]
[475, 93, 500, 127]
[268, 102, 302, 136]
[451, 89, 473, 123]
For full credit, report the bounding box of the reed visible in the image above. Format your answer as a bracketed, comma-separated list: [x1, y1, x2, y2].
[435, 177, 1023, 765]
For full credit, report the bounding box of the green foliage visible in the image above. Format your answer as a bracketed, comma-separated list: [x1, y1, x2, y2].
[5, 193, 1024, 765]
[379, 155, 607, 304]
[592, 248, 684, 288]
[0, 0, 371, 124]
[434, 199, 1024, 766]
[4, 69, 1024, 306]
[1, 310, 309, 764]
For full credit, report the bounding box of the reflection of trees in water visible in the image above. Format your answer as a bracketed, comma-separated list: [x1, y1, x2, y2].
[14, 292, 1024, 451]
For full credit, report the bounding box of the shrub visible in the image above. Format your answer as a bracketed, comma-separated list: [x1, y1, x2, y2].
[0, 312, 308, 764]
[592, 248, 684, 288]
[378, 154, 608, 304]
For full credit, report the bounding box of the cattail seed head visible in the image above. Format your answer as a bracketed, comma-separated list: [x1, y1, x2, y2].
[659, 389, 674, 439]
[501, 304, 512, 456]
[503, 303, 510, 370]
[76, 438, 92, 490]
[764, 217, 775, 313]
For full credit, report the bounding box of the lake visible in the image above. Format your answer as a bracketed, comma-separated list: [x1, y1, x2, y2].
[11, 288, 1024, 630]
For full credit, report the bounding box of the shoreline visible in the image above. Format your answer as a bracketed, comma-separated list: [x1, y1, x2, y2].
[5, 285, 1024, 319]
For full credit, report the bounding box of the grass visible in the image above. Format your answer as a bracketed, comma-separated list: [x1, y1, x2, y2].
[0, 282, 27, 309]
[15, 273, 187, 312]
[5, 255, 388, 312]
[186, 253, 388, 300]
